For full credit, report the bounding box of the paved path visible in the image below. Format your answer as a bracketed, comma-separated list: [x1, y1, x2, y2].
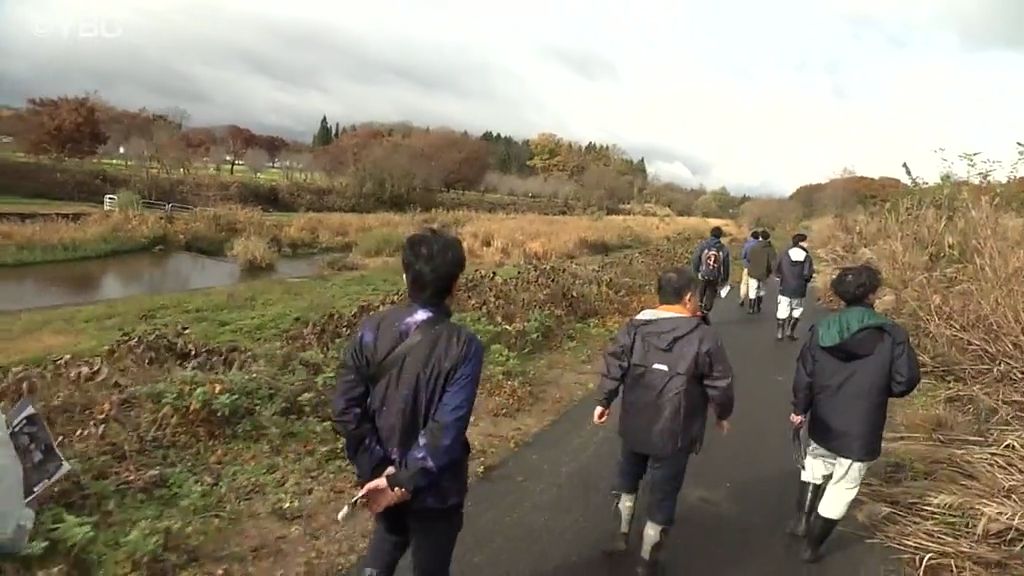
[377, 287, 904, 575]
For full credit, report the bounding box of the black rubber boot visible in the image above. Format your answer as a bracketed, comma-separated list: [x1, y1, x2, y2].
[787, 482, 823, 537]
[801, 513, 839, 563]
[604, 493, 635, 554]
[776, 319, 785, 341]
[787, 317, 801, 340]
[747, 298, 756, 315]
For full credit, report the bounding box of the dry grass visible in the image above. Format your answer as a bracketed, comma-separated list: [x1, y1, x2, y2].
[0, 209, 732, 267]
[814, 186, 1024, 575]
[227, 234, 279, 270]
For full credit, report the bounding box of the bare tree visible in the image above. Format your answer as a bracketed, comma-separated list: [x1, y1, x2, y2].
[243, 148, 270, 178]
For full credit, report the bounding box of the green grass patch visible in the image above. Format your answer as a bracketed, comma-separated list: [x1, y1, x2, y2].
[352, 228, 406, 258]
[0, 237, 162, 266]
[0, 269, 402, 365]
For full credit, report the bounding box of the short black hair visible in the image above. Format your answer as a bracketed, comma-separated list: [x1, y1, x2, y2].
[792, 233, 808, 246]
[830, 264, 882, 306]
[750, 230, 761, 240]
[710, 226, 724, 239]
[760, 230, 772, 241]
[657, 267, 699, 305]
[401, 228, 467, 307]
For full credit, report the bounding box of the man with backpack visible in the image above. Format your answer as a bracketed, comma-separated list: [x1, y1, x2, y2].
[738, 230, 762, 308]
[788, 264, 921, 563]
[690, 226, 731, 318]
[744, 230, 777, 315]
[332, 228, 484, 576]
[593, 267, 734, 575]
[775, 233, 815, 341]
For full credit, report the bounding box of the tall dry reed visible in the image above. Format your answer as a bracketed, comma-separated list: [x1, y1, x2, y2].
[815, 186, 1024, 575]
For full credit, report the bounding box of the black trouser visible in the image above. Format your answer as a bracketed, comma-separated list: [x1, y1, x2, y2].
[362, 503, 464, 576]
[615, 445, 691, 527]
[698, 279, 719, 313]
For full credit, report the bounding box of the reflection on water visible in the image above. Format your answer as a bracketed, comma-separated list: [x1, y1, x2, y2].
[0, 252, 322, 311]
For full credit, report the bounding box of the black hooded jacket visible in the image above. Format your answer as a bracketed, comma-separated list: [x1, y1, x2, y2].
[775, 245, 815, 298]
[792, 304, 921, 462]
[599, 310, 734, 457]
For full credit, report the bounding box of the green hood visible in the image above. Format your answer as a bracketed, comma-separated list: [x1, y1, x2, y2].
[817, 306, 890, 348]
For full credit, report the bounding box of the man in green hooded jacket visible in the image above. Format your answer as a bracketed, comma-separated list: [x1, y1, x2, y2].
[787, 264, 921, 563]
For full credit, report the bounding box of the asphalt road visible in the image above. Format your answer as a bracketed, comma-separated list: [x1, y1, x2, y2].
[371, 286, 904, 576]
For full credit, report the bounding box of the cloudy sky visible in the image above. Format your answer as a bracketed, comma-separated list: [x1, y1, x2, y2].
[2, 0, 1023, 195]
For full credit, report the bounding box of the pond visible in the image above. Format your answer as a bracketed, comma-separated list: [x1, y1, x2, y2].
[0, 251, 324, 311]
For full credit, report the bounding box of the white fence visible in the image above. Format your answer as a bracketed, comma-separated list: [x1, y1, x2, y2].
[102, 194, 212, 216]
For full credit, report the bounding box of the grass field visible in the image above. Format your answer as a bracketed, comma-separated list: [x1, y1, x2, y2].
[0, 229, 705, 575]
[0, 195, 100, 214]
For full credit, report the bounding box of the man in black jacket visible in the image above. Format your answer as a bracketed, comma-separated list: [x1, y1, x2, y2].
[333, 228, 485, 576]
[594, 267, 734, 575]
[788, 264, 921, 563]
[744, 230, 777, 314]
[774, 233, 815, 340]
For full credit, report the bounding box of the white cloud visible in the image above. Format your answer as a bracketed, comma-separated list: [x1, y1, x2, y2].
[1, 0, 1023, 195]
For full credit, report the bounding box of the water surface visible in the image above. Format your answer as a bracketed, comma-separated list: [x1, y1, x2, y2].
[0, 251, 322, 311]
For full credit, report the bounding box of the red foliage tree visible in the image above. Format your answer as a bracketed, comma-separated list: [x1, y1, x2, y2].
[23, 96, 109, 158]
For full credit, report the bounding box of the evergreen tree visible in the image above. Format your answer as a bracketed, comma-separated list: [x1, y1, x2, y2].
[334, 122, 340, 139]
[313, 115, 333, 147]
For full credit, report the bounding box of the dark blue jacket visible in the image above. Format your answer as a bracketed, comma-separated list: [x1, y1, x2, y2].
[741, 238, 758, 268]
[691, 237, 731, 283]
[332, 303, 484, 509]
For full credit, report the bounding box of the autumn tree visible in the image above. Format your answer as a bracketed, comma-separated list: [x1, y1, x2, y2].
[581, 165, 633, 211]
[23, 96, 109, 158]
[220, 125, 255, 175]
[254, 134, 288, 165]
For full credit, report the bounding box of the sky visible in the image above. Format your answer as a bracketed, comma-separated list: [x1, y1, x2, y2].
[1, 0, 1023, 195]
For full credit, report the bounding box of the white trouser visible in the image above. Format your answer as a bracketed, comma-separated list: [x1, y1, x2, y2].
[800, 441, 872, 520]
[746, 276, 765, 298]
[776, 295, 805, 320]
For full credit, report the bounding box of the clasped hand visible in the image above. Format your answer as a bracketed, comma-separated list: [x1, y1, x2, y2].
[357, 466, 411, 514]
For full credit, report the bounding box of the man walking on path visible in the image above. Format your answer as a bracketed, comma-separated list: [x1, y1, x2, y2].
[691, 226, 731, 319]
[738, 230, 762, 307]
[788, 264, 921, 563]
[593, 267, 734, 575]
[332, 228, 485, 576]
[775, 233, 815, 341]
[744, 230, 777, 315]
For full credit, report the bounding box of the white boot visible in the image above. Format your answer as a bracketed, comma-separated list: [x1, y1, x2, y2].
[638, 520, 667, 574]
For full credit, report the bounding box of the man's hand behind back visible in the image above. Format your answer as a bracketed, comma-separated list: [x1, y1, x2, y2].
[717, 419, 730, 435]
[593, 406, 610, 425]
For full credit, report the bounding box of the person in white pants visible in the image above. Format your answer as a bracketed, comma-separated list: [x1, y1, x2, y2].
[789, 264, 921, 563]
[775, 233, 814, 340]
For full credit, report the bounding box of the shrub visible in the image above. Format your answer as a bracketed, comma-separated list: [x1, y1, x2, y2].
[228, 234, 278, 270]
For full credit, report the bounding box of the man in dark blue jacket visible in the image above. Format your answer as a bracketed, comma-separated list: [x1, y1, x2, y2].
[690, 226, 731, 319]
[738, 230, 761, 307]
[333, 228, 484, 576]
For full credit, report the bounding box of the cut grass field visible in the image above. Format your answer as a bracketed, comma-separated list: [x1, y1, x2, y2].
[0, 195, 100, 214]
[0, 234, 701, 575]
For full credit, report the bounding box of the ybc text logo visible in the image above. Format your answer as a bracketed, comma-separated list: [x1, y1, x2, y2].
[31, 15, 124, 40]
